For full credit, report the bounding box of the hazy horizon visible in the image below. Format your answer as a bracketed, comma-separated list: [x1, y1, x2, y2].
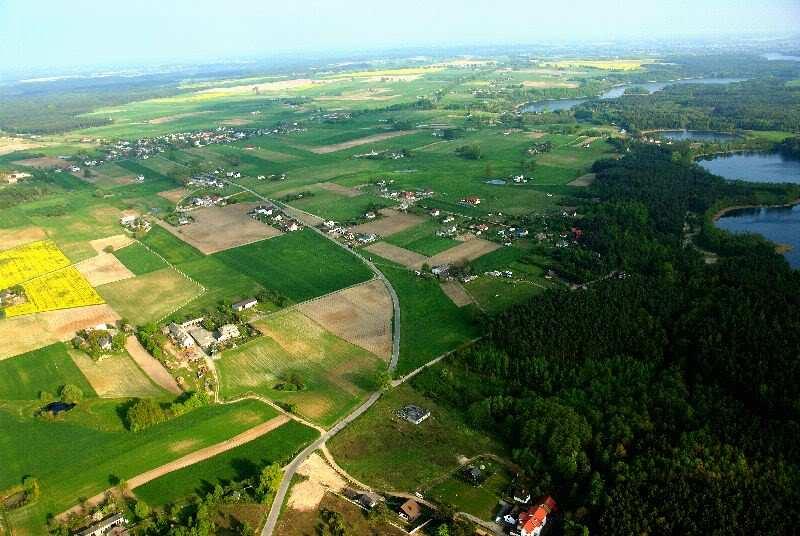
[1, 0, 799, 75]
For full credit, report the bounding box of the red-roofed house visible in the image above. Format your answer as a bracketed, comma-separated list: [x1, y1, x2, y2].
[518, 497, 556, 536]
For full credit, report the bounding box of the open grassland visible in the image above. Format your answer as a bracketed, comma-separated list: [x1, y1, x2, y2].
[327, 384, 503, 492]
[97, 267, 202, 325]
[69, 349, 166, 399]
[4, 266, 105, 318]
[378, 265, 479, 376]
[134, 420, 318, 507]
[112, 242, 168, 275]
[215, 230, 373, 303]
[0, 399, 277, 535]
[172, 255, 263, 316]
[0, 240, 70, 288]
[0, 342, 96, 400]
[218, 310, 383, 427]
[288, 191, 394, 223]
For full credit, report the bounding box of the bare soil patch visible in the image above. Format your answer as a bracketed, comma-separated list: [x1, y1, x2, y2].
[309, 130, 414, 154]
[287, 453, 347, 511]
[89, 234, 133, 254]
[0, 227, 47, 250]
[525, 131, 547, 139]
[439, 280, 475, 307]
[0, 304, 119, 359]
[75, 253, 135, 286]
[0, 136, 46, 156]
[315, 182, 363, 198]
[148, 111, 212, 124]
[158, 203, 282, 254]
[299, 279, 392, 359]
[428, 237, 501, 266]
[12, 156, 68, 169]
[365, 242, 429, 269]
[158, 187, 191, 203]
[125, 337, 183, 394]
[350, 209, 424, 237]
[568, 172, 596, 187]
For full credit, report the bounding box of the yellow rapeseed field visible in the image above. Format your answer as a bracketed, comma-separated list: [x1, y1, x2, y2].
[0, 241, 104, 318]
[0, 240, 70, 289]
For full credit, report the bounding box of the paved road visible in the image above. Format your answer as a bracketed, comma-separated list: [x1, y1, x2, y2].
[221, 180, 401, 536]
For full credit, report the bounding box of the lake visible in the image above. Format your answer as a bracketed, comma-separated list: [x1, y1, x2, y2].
[698, 152, 800, 183]
[715, 204, 800, 268]
[523, 78, 747, 112]
[658, 130, 739, 142]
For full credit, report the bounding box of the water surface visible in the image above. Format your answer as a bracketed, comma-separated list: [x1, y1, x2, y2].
[658, 130, 739, 142]
[698, 152, 800, 183]
[715, 204, 800, 268]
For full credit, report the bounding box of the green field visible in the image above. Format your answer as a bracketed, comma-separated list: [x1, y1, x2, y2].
[378, 265, 479, 375]
[112, 242, 168, 275]
[218, 310, 383, 427]
[97, 267, 202, 324]
[215, 229, 373, 303]
[139, 225, 204, 265]
[0, 343, 96, 400]
[426, 460, 512, 520]
[327, 384, 504, 492]
[384, 219, 459, 256]
[0, 399, 278, 534]
[133, 420, 318, 507]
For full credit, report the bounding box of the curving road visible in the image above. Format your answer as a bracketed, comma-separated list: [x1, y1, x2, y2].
[221, 180, 401, 536]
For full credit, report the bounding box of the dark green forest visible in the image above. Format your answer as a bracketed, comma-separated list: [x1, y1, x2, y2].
[414, 144, 800, 535]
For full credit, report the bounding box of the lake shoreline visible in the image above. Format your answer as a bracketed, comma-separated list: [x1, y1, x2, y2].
[711, 198, 800, 222]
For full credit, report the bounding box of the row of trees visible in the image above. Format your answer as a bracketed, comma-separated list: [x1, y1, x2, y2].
[126, 391, 210, 432]
[413, 143, 800, 534]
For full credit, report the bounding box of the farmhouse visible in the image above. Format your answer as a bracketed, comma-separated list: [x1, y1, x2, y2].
[4, 171, 32, 184]
[168, 323, 195, 348]
[74, 513, 128, 536]
[397, 404, 431, 425]
[398, 499, 421, 522]
[232, 298, 258, 312]
[188, 326, 216, 352]
[518, 497, 557, 536]
[461, 196, 481, 206]
[215, 323, 240, 342]
[359, 491, 381, 509]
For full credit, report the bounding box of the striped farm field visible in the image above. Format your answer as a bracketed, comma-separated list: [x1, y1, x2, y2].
[0, 240, 71, 288]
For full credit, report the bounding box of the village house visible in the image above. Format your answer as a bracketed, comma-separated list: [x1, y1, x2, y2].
[215, 324, 240, 343]
[4, 171, 32, 184]
[397, 404, 431, 425]
[461, 195, 481, 206]
[168, 323, 195, 349]
[431, 265, 450, 278]
[232, 298, 258, 312]
[188, 326, 216, 352]
[399, 499, 421, 522]
[359, 492, 381, 509]
[75, 513, 128, 536]
[518, 497, 557, 536]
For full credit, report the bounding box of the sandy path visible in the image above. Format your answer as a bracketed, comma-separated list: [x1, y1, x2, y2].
[57, 414, 289, 521]
[125, 337, 182, 395]
[309, 130, 414, 154]
[439, 280, 474, 307]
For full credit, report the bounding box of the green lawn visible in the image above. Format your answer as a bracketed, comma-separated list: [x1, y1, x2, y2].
[379, 265, 479, 375]
[1, 399, 277, 534]
[288, 191, 393, 223]
[327, 384, 504, 492]
[112, 242, 168, 275]
[214, 229, 373, 303]
[426, 462, 512, 520]
[0, 343, 96, 400]
[133, 420, 318, 507]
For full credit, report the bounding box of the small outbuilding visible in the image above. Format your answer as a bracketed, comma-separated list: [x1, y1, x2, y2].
[399, 499, 421, 522]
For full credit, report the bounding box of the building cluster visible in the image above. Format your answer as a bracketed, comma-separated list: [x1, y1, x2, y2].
[119, 214, 152, 233]
[167, 317, 243, 355]
[497, 495, 557, 536]
[248, 203, 302, 232]
[374, 179, 434, 210]
[101, 124, 305, 162]
[2, 171, 32, 184]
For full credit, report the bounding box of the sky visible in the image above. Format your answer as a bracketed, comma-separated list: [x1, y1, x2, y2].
[1, 0, 798, 73]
